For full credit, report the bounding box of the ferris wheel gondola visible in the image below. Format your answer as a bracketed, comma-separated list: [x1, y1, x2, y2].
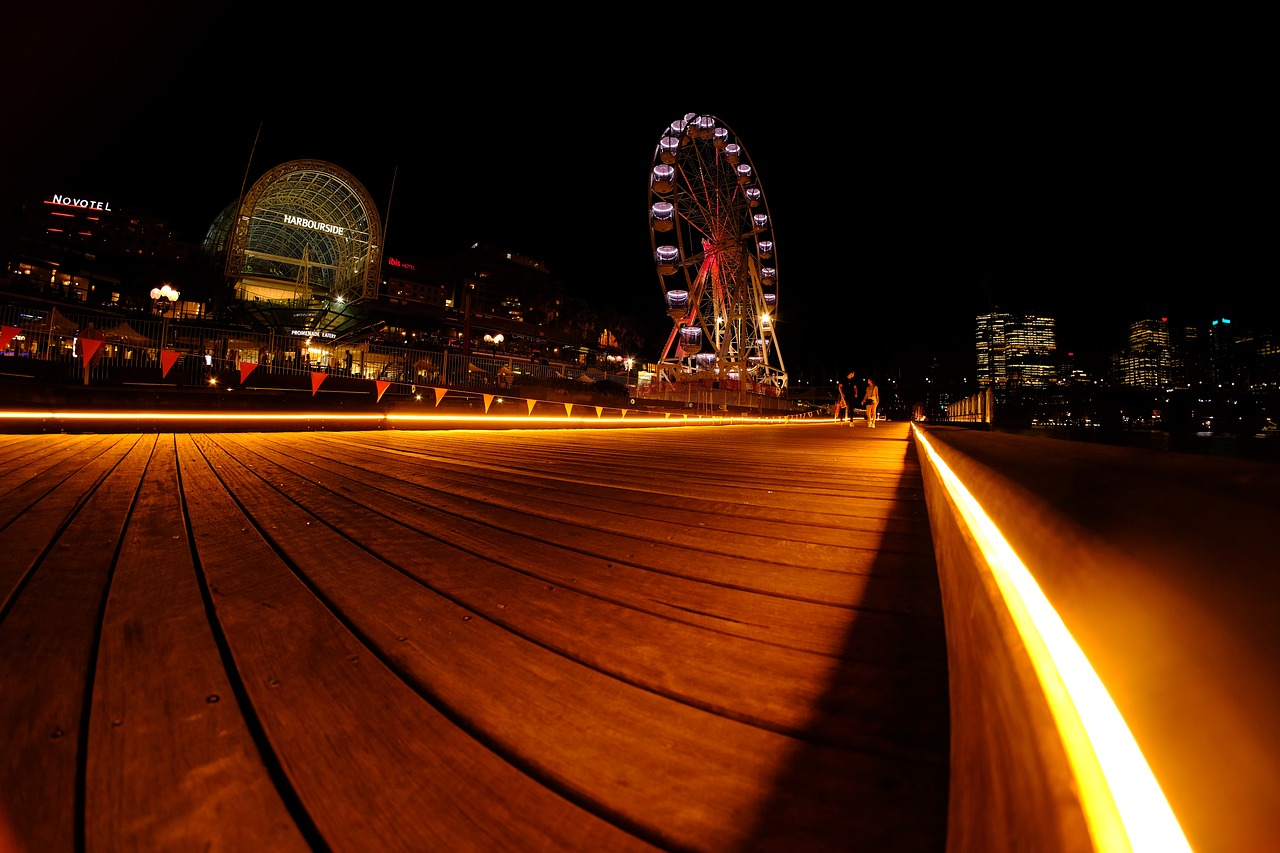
[648, 113, 785, 390]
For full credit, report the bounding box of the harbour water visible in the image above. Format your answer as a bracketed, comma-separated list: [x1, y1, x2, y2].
[1001, 426, 1280, 465]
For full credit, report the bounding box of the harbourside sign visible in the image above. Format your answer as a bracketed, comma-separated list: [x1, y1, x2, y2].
[48, 195, 112, 211]
[282, 213, 345, 236]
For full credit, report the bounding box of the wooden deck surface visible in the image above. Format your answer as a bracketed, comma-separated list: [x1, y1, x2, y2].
[0, 420, 949, 852]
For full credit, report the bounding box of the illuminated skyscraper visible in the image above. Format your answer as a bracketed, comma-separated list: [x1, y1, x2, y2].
[1116, 317, 1172, 388]
[975, 311, 1058, 386]
[975, 312, 1010, 386]
[1007, 315, 1058, 385]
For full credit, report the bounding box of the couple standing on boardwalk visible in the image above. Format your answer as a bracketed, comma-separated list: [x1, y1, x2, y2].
[834, 370, 880, 427]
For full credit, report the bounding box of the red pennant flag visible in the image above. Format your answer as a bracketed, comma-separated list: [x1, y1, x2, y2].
[482, 393, 494, 412]
[239, 361, 257, 384]
[434, 387, 448, 407]
[525, 399, 536, 415]
[0, 325, 18, 351]
[564, 403, 573, 418]
[310, 372, 327, 396]
[80, 337, 103, 369]
[375, 380, 390, 402]
[160, 350, 180, 378]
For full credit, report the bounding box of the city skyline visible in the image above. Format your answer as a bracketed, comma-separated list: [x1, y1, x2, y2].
[4, 15, 1272, 385]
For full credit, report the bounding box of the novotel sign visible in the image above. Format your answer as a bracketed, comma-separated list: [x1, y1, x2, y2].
[49, 194, 112, 211]
[282, 213, 344, 236]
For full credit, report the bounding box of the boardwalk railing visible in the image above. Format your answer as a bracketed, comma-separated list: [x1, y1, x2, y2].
[0, 301, 627, 399]
[944, 386, 994, 424]
[913, 423, 1278, 852]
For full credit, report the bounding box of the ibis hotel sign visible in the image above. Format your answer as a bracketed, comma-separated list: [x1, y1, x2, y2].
[49, 194, 112, 211]
[283, 213, 345, 236]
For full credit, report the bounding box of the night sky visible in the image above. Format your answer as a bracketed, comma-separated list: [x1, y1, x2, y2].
[4, 9, 1273, 386]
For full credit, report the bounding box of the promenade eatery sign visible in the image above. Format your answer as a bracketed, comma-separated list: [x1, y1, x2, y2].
[215, 159, 382, 306]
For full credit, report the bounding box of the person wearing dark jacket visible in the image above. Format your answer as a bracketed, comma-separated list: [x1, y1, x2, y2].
[836, 371, 858, 424]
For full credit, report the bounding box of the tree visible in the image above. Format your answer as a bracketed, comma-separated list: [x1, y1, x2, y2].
[558, 296, 598, 347]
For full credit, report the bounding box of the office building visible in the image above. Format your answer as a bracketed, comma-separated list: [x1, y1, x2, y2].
[975, 311, 1058, 387]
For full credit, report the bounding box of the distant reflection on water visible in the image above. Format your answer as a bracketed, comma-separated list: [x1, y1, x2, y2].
[1000, 427, 1280, 464]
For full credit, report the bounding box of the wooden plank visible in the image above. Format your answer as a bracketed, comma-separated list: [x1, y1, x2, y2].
[0, 434, 83, 489]
[0, 434, 126, 528]
[174, 434, 658, 851]
[0, 434, 152, 853]
[369, 426, 926, 516]
[84, 434, 311, 851]
[0, 434, 136, 614]
[188, 429, 948, 850]
[212, 431, 944, 663]
[283, 429, 935, 555]
[231, 429, 941, 592]
[197, 430, 946, 753]
[1, 422, 951, 851]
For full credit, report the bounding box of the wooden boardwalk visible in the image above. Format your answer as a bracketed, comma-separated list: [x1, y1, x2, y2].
[0, 421, 949, 852]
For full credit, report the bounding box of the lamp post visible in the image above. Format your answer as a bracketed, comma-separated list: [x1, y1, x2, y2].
[151, 283, 180, 352]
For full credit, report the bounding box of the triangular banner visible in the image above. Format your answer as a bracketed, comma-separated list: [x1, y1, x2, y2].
[434, 387, 448, 407]
[664, 412, 671, 419]
[0, 325, 18, 351]
[160, 350, 180, 378]
[80, 337, 103, 368]
[483, 393, 494, 412]
[375, 380, 391, 402]
[239, 361, 257, 384]
[526, 399, 537, 415]
[595, 407, 603, 418]
[564, 403, 573, 418]
[620, 410, 628, 418]
[311, 372, 327, 396]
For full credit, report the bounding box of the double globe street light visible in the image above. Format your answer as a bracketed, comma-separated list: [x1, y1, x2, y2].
[151, 283, 180, 350]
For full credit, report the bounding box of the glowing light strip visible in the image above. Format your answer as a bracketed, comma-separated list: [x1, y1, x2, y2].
[913, 426, 1189, 853]
[0, 411, 386, 422]
[0, 411, 797, 427]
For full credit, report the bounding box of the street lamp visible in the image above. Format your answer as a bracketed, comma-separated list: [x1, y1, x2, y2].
[150, 283, 180, 350]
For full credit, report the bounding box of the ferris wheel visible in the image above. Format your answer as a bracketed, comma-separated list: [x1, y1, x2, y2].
[648, 113, 785, 390]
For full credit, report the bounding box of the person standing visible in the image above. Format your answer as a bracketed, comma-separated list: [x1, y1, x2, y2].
[862, 378, 880, 428]
[837, 371, 858, 425]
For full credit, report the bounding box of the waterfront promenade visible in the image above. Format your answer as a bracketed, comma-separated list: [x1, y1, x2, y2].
[1, 415, 1276, 851]
[0, 420, 951, 851]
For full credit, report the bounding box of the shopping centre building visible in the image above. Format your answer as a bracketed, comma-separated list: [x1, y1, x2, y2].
[2, 158, 577, 360]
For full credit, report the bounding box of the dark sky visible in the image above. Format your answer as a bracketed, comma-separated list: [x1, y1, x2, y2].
[4, 9, 1273, 385]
